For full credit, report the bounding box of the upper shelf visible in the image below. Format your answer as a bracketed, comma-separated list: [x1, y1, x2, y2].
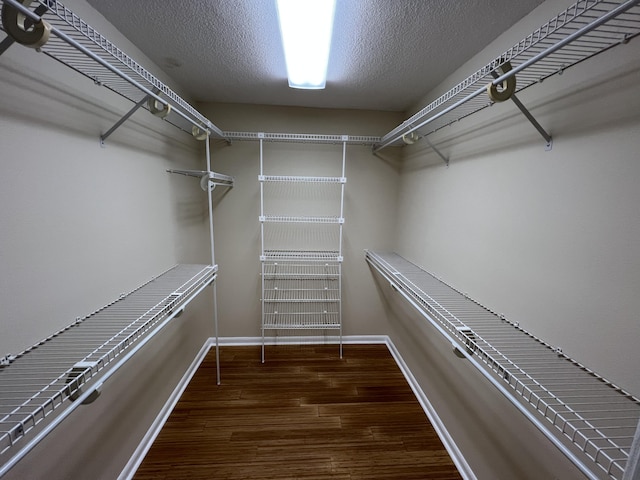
[376, 0, 640, 151]
[225, 131, 381, 145]
[0, 0, 226, 140]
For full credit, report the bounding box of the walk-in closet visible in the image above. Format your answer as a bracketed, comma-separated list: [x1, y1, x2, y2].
[1, 0, 639, 479]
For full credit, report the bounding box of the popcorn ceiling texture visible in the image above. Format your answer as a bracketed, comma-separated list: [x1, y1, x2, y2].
[88, 0, 543, 112]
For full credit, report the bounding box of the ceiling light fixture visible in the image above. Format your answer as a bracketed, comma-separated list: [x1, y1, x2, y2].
[276, 0, 336, 90]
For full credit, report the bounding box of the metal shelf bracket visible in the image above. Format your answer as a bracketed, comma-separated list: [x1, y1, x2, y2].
[490, 70, 553, 151]
[100, 88, 158, 146]
[424, 135, 450, 166]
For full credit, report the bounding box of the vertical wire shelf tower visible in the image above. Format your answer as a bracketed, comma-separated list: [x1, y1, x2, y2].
[259, 135, 347, 361]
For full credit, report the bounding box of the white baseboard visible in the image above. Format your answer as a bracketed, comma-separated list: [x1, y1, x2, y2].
[383, 337, 476, 480]
[218, 335, 389, 346]
[120, 335, 473, 480]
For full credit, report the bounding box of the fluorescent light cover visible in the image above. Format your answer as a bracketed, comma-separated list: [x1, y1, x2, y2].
[276, 0, 336, 89]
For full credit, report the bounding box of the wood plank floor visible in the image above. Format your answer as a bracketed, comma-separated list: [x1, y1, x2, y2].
[133, 344, 462, 480]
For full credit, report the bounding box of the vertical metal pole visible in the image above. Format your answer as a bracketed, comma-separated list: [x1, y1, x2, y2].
[338, 139, 346, 358]
[259, 137, 266, 363]
[259, 137, 265, 255]
[338, 263, 343, 359]
[205, 134, 220, 385]
[623, 419, 640, 480]
[261, 262, 266, 363]
[339, 140, 346, 259]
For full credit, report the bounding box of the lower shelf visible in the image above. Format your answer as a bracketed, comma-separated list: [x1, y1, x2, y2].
[365, 250, 640, 480]
[263, 322, 342, 330]
[0, 264, 216, 475]
[261, 250, 342, 262]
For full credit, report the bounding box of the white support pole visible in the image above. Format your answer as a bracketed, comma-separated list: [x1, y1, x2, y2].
[338, 139, 346, 358]
[205, 134, 220, 385]
[623, 419, 640, 480]
[259, 136, 266, 363]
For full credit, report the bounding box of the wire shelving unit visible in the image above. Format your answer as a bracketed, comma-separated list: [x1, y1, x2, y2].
[365, 250, 640, 480]
[375, 0, 640, 153]
[0, 264, 217, 477]
[0, 0, 226, 142]
[259, 136, 347, 361]
[226, 131, 380, 145]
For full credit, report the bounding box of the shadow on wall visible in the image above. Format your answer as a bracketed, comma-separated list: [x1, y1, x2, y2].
[0, 61, 198, 158]
[399, 55, 640, 173]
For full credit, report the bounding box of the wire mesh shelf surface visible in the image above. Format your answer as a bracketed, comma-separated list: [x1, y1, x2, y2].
[365, 250, 640, 480]
[0, 264, 216, 472]
[262, 250, 342, 262]
[377, 0, 640, 150]
[263, 309, 341, 329]
[0, 0, 224, 138]
[259, 175, 346, 184]
[262, 263, 341, 279]
[227, 131, 380, 145]
[260, 215, 343, 224]
[263, 282, 340, 302]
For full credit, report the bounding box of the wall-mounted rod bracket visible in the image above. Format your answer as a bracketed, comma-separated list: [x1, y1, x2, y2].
[423, 135, 449, 167]
[100, 88, 159, 146]
[490, 71, 553, 150]
[0, 2, 49, 56]
[166, 169, 234, 192]
[509, 94, 553, 151]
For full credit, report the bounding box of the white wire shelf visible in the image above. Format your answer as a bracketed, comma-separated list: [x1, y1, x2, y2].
[0, 264, 216, 475]
[261, 250, 342, 262]
[263, 309, 341, 330]
[262, 263, 341, 279]
[376, 0, 640, 151]
[259, 175, 346, 184]
[260, 215, 343, 224]
[263, 288, 341, 302]
[227, 131, 379, 145]
[365, 250, 640, 480]
[0, 0, 225, 140]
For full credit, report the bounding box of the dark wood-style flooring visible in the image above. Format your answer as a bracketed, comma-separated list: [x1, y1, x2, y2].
[134, 344, 462, 480]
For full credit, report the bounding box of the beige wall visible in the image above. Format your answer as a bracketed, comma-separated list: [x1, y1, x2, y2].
[0, 0, 214, 478]
[2, 0, 638, 479]
[384, 0, 640, 478]
[201, 103, 402, 339]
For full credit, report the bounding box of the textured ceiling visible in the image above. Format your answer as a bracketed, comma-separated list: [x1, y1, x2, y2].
[87, 0, 544, 112]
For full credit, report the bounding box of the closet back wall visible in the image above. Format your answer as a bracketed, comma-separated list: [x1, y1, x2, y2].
[203, 103, 403, 340]
[0, 0, 214, 478]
